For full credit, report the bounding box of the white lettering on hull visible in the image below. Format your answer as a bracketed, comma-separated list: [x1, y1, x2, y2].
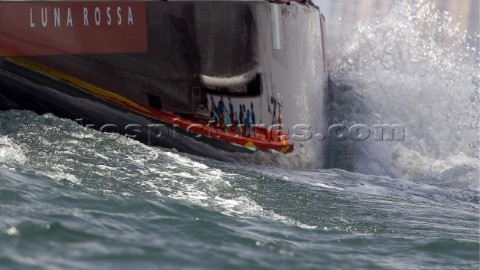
[83, 7, 89, 26]
[107, 7, 112, 26]
[128, 6, 133, 25]
[29, 8, 35, 27]
[117, 7, 122, 26]
[29, 6, 135, 28]
[67, 8, 73, 27]
[41, 8, 48, 27]
[54, 8, 60, 27]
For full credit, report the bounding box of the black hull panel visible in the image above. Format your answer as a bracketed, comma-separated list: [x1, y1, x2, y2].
[0, 62, 252, 159]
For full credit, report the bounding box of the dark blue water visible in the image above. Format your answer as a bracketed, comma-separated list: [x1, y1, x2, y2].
[1, 0, 479, 269]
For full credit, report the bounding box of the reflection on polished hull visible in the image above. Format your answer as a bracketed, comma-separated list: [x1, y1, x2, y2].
[0, 1, 327, 160]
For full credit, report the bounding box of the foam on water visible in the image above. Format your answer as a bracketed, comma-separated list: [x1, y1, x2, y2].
[0, 136, 27, 166]
[150, 150, 318, 229]
[327, 0, 480, 180]
[0, 111, 315, 229]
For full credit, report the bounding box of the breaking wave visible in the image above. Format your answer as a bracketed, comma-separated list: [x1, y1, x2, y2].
[0, 110, 315, 229]
[326, 0, 480, 181]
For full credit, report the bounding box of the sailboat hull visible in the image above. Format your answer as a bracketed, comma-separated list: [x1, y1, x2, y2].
[0, 1, 327, 160]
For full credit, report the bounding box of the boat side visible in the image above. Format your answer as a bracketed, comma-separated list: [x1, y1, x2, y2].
[0, 1, 327, 162]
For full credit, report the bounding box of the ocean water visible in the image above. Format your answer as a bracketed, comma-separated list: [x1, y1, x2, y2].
[1, 0, 479, 269]
[0, 111, 478, 269]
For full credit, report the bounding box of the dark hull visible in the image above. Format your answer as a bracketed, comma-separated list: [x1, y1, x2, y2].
[0, 1, 327, 160]
[0, 60, 254, 159]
